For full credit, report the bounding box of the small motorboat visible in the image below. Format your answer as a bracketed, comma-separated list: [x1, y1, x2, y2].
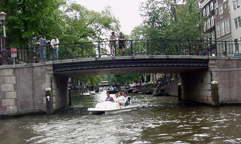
[87, 101, 139, 115]
[90, 91, 96, 94]
[153, 89, 168, 96]
[82, 92, 91, 96]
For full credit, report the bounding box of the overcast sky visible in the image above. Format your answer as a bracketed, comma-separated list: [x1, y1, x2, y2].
[74, 0, 146, 35]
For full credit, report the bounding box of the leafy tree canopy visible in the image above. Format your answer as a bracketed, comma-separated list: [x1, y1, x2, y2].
[0, 0, 120, 47]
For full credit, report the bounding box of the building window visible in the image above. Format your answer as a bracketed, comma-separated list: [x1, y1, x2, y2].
[211, 16, 215, 27]
[233, 0, 240, 10]
[206, 5, 210, 15]
[237, 0, 240, 8]
[212, 32, 215, 41]
[221, 21, 225, 36]
[235, 18, 239, 29]
[215, 2, 218, 9]
[238, 16, 241, 28]
[234, 39, 239, 52]
[210, 2, 214, 10]
[207, 18, 210, 29]
[203, 8, 206, 16]
[204, 21, 206, 32]
[216, 23, 221, 38]
[219, 4, 223, 15]
[225, 18, 230, 33]
[233, 0, 237, 10]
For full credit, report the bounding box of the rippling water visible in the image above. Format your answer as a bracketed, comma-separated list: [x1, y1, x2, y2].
[1, 91, 241, 144]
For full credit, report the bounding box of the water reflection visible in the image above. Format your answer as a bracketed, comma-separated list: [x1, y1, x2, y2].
[1, 91, 241, 143]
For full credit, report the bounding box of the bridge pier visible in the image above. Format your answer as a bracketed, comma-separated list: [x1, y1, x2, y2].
[51, 75, 68, 112]
[180, 71, 214, 105]
[0, 63, 69, 116]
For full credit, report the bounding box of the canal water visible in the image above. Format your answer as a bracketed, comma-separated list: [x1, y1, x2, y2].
[1, 91, 241, 144]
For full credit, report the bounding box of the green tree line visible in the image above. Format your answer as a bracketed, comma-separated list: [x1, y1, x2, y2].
[0, 0, 120, 47]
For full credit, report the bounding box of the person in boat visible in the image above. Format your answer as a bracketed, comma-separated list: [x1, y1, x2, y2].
[105, 91, 115, 102]
[115, 91, 125, 106]
[124, 92, 131, 107]
[110, 85, 114, 91]
[114, 91, 119, 99]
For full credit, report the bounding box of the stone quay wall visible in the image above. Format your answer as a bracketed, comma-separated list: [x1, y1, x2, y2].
[209, 58, 241, 104]
[0, 63, 68, 116]
[180, 58, 241, 105]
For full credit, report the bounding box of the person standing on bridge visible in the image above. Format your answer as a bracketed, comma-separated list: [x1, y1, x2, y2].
[50, 36, 60, 60]
[109, 32, 117, 56]
[118, 32, 127, 56]
[37, 35, 47, 62]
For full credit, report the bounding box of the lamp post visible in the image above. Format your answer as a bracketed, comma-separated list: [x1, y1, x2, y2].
[0, 11, 7, 65]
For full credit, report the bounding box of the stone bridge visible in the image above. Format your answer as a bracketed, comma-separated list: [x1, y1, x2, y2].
[0, 55, 241, 116]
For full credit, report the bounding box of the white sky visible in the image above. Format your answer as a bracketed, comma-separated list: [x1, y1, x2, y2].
[75, 0, 146, 35]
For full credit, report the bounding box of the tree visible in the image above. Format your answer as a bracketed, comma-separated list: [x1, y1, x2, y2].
[163, 0, 207, 41]
[75, 75, 103, 87]
[140, 0, 208, 54]
[128, 25, 147, 54]
[113, 74, 142, 85]
[0, 0, 65, 47]
[140, 0, 179, 39]
[1, 1, 120, 47]
[61, 4, 120, 43]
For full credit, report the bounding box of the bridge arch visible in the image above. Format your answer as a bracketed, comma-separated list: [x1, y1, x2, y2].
[53, 56, 209, 77]
[1, 55, 241, 116]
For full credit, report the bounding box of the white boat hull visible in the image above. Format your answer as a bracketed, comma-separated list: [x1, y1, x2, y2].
[87, 101, 138, 114]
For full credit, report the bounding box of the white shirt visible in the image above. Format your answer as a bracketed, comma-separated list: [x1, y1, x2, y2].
[124, 96, 131, 103]
[51, 38, 59, 49]
[115, 96, 125, 103]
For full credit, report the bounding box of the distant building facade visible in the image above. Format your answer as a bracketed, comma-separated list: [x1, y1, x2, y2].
[200, 0, 241, 55]
[214, 0, 233, 55]
[229, 0, 241, 53]
[200, 0, 216, 41]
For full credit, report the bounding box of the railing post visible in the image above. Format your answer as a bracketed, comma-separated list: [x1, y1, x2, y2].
[209, 37, 212, 56]
[194, 40, 197, 55]
[147, 40, 149, 55]
[114, 42, 117, 56]
[47, 45, 51, 61]
[130, 40, 133, 56]
[163, 39, 166, 55]
[81, 43, 84, 58]
[215, 39, 218, 57]
[179, 39, 182, 55]
[225, 41, 227, 57]
[32, 46, 35, 63]
[98, 41, 101, 58]
[64, 44, 67, 59]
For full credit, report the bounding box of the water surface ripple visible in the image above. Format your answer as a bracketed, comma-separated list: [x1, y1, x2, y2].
[1, 91, 241, 144]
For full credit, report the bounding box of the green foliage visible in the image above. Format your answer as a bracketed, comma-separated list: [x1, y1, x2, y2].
[1, 0, 65, 46]
[112, 74, 142, 85]
[140, 0, 208, 41]
[137, 0, 209, 54]
[163, 0, 208, 41]
[61, 4, 120, 43]
[75, 75, 103, 86]
[1, 0, 120, 47]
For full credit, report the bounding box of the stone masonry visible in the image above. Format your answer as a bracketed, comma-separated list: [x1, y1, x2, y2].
[1, 56, 241, 116]
[0, 69, 17, 114]
[209, 58, 241, 104]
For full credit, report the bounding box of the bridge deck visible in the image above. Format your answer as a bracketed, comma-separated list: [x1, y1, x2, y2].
[52, 55, 210, 77]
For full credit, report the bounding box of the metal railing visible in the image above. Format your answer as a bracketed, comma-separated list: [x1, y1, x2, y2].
[1, 39, 241, 64]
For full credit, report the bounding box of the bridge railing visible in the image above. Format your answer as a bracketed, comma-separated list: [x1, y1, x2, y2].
[1, 39, 241, 64]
